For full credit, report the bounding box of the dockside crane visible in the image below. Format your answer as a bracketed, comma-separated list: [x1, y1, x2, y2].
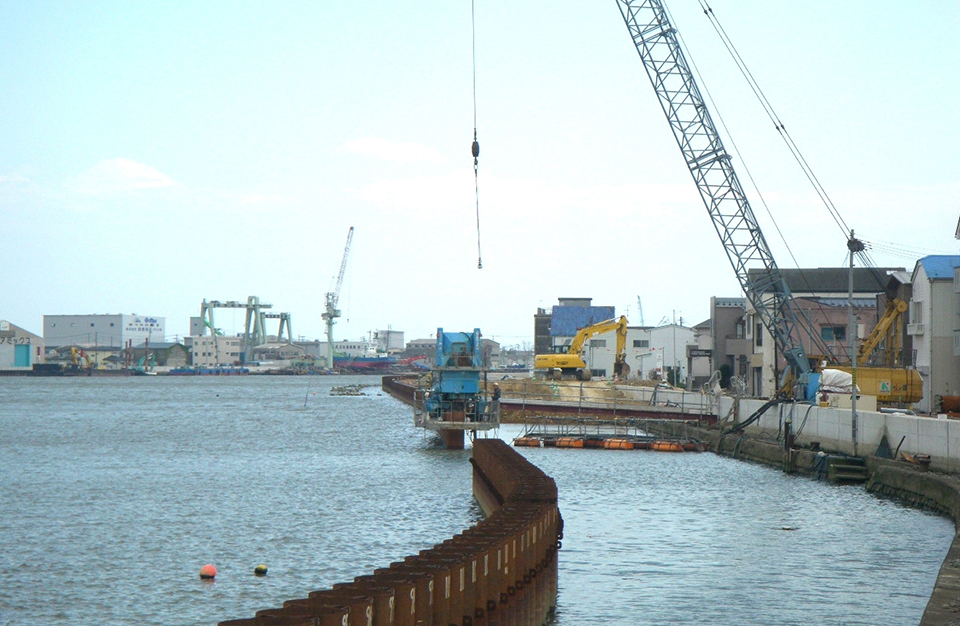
[322, 226, 354, 369]
[616, 0, 836, 394]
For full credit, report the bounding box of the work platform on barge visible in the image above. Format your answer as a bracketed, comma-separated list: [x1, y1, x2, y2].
[411, 328, 500, 449]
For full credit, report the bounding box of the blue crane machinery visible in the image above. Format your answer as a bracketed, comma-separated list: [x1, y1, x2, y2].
[322, 226, 354, 369]
[615, 1, 836, 394]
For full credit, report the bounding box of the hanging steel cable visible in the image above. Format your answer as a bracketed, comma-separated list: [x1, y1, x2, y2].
[696, 1, 852, 241]
[471, 0, 483, 269]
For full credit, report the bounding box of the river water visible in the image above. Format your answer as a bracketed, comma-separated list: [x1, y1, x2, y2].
[0, 375, 952, 626]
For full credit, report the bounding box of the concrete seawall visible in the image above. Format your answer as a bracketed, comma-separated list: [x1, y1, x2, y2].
[218, 439, 562, 626]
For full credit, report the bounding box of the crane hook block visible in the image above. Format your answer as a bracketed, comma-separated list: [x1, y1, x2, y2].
[472, 140, 480, 159]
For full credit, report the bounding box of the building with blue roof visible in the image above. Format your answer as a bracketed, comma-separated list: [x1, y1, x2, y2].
[910, 255, 960, 413]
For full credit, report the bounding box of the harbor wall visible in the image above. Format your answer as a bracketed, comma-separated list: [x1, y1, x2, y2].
[219, 439, 561, 626]
[717, 396, 960, 474]
[382, 375, 417, 405]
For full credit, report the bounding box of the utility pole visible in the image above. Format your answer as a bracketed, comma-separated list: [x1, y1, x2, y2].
[848, 231, 864, 456]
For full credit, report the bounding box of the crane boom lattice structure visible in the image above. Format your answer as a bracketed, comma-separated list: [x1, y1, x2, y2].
[322, 226, 354, 368]
[616, 0, 832, 380]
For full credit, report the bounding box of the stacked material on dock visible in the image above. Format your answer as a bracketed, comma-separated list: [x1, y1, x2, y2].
[514, 433, 705, 452]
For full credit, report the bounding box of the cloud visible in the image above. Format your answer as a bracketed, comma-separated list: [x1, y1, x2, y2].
[342, 137, 444, 164]
[0, 173, 31, 185]
[68, 158, 179, 195]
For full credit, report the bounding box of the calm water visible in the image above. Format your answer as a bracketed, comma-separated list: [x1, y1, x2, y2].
[0, 375, 952, 626]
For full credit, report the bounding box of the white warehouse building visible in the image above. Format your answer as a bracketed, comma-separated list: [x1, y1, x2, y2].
[43, 314, 166, 349]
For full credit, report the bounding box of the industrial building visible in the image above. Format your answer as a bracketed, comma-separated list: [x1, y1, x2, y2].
[43, 314, 166, 349]
[0, 320, 44, 371]
[186, 335, 242, 368]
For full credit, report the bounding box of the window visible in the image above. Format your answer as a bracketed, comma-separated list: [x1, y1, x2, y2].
[589, 339, 607, 348]
[755, 323, 763, 347]
[821, 326, 846, 342]
[909, 300, 923, 323]
[633, 339, 649, 348]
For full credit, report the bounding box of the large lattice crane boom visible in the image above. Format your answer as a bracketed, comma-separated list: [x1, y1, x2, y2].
[322, 226, 354, 369]
[616, 0, 823, 382]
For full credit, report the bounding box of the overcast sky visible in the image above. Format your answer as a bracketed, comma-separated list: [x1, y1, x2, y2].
[2, 1, 957, 347]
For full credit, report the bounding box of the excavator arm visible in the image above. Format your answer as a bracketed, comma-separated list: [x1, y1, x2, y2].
[858, 298, 907, 364]
[568, 316, 629, 358]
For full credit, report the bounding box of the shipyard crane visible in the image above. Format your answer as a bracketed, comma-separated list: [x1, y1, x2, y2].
[616, 1, 837, 394]
[322, 226, 354, 369]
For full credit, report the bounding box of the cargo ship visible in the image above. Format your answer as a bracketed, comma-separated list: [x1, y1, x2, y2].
[332, 355, 397, 371]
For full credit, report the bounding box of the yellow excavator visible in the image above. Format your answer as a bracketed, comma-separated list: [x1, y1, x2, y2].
[534, 316, 629, 381]
[830, 297, 922, 406]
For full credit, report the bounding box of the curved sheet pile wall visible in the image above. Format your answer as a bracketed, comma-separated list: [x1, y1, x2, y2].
[218, 439, 562, 626]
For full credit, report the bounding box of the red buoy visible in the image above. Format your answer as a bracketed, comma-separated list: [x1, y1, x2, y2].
[199, 564, 217, 579]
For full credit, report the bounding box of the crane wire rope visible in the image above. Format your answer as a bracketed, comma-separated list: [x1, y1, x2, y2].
[471, 0, 483, 269]
[662, 2, 837, 360]
[697, 1, 852, 241]
[696, 3, 934, 300]
[695, 4, 927, 362]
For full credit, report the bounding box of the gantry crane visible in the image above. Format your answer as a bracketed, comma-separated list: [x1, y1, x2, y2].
[616, 1, 836, 393]
[199, 296, 287, 363]
[322, 227, 354, 369]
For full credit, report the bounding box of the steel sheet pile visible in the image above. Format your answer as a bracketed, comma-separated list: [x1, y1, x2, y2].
[219, 439, 562, 626]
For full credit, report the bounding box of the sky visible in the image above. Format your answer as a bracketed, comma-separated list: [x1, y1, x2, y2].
[2, 1, 958, 349]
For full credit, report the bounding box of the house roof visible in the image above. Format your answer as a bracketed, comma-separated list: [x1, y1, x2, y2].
[916, 255, 960, 280]
[748, 267, 905, 295]
[132, 342, 182, 350]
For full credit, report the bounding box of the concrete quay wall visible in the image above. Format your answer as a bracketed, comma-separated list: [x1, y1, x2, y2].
[717, 396, 960, 474]
[218, 439, 561, 626]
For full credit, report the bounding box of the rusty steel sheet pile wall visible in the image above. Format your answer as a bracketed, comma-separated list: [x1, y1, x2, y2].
[219, 439, 562, 626]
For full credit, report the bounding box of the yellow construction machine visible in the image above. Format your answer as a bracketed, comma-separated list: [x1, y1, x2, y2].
[533, 316, 629, 381]
[830, 298, 922, 406]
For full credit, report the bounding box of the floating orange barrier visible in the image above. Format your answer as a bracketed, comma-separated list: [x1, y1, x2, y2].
[682, 441, 705, 452]
[603, 438, 635, 450]
[513, 437, 541, 447]
[556, 437, 585, 448]
[652, 441, 684, 452]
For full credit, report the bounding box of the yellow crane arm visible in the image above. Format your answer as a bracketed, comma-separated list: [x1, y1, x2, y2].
[858, 299, 907, 362]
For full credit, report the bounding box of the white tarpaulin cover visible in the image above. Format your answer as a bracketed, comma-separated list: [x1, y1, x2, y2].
[819, 368, 860, 393]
